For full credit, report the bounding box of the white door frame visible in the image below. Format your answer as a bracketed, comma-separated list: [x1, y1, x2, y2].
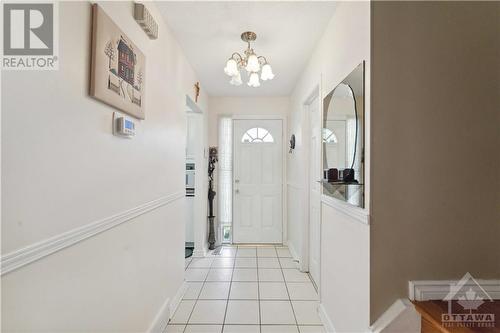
[301, 84, 322, 294]
[231, 114, 287, 244]
[186, 95, 209, 257]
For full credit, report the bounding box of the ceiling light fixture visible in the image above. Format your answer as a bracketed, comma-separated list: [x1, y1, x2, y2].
[224, 31, 275, 87]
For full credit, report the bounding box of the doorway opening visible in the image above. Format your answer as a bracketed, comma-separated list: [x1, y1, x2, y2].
[185, 97, 204, 258]
[306, 88, 321, 290]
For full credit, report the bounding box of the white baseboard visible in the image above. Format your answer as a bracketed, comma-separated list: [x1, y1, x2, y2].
[192, 250, 205, 257]
[148, 296, 170, 333]
[192, 243, 210, 258]
[192, 247, 208, 258]
[148, 281, 187, 333]
[286, 241, 304, 272]
[287, 241, 299, 262]
[409, 277, 500, 301]
[370, 299, 420, 333]
[169, 281, 188, 319]
[318, 303, 336, 333]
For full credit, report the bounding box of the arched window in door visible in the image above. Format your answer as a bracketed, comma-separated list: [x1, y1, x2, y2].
[322, 128, 338, 143]
[241, 127, 274, 143]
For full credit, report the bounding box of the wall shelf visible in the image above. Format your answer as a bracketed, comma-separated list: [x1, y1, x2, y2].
[319, 180, 364, 186]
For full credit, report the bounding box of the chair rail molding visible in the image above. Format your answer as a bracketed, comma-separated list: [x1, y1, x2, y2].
[1, 191, 185, 275]
[321, 194, 370, 225]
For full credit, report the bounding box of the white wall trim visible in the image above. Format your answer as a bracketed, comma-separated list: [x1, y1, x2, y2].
[186, 95, 203, 114]
[169, 281, 188, 319]
[318, 303, 336, 333]
[148, 281, 188, 333]
[192, 245, 209, 258]
[149, 296, 171, 333]
[286, 182, 304, 190]
[321, 194, 369, 225]
[302, 83, 322, 294]
[369, 299, 418, 333]
[409, 279, 500, 301]
[231, 114, 286, 120]
[287, 240, 300, 264]
[1, 192, 185, 276]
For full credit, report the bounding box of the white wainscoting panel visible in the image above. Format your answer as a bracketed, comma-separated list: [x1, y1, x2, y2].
[321, 194, 369, 225]
[1, 192, 185, 275]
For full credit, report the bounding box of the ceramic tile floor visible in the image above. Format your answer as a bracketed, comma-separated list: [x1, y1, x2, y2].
[172, 245, 325, 333]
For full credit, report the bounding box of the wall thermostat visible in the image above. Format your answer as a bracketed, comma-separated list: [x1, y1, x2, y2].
[113, 112, 136, 138]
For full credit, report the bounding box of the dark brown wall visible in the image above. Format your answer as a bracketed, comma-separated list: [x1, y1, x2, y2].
[370, 1, 500, 322]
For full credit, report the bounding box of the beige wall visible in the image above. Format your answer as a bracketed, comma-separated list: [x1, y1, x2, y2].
[370, 1, 500, 321]
[1, 1, 207, 331]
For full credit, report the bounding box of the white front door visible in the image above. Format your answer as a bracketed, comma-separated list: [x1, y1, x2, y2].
[309, 96, 321, 288]
[233, 119, 283, 244]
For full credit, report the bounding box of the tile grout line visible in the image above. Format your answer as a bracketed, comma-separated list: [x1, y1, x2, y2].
[178, 246, 320, 332]
[256, 247, 262, 333]
[221, 246, 237, 332]
[277, 246, 301, 332]
[183, 255, 214, 331]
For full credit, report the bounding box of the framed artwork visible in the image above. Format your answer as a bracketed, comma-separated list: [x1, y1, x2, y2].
[90, 4, 145, 119]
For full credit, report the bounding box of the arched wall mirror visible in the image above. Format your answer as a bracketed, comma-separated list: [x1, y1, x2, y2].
[322, 62, 365, 208]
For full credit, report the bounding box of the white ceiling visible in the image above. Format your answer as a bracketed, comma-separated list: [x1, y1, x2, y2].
[156, 1, 337, 97]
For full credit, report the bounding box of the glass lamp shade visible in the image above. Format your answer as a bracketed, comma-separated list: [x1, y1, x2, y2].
[224, 58, 239, 77]
[245, 54, 260, 73]
[229, 71, 242, 86]
[260, 64, 275, 81]
[247, 72, 260, 87]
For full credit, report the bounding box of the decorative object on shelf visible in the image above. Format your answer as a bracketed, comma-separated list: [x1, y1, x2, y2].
[223, 31, 275, 87]
[325, 168, 339, 182]
[134, 3, 158, 39]
[194, 82, 200, 103]
[91, 4, 146, 119]
[322, 62, 365, 207]
[207, 146, 218, 250]
[289, 134, 296, 153]
[341, 168, 355, 182]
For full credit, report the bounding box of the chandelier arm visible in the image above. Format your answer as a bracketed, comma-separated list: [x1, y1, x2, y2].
[257, 56, 268, 65]
[231, 52, 243, 61]
[230, 52, 245, 68]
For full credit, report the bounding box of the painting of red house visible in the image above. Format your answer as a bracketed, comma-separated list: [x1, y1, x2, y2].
[117, 38, 135, 86]
[90, 4, 146, 119]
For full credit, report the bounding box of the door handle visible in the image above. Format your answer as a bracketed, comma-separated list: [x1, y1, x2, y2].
[235, 179, 240, 183]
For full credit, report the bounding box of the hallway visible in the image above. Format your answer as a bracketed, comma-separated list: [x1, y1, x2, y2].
[2, 1, 499, 332]
[170, 245, 324, 333]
